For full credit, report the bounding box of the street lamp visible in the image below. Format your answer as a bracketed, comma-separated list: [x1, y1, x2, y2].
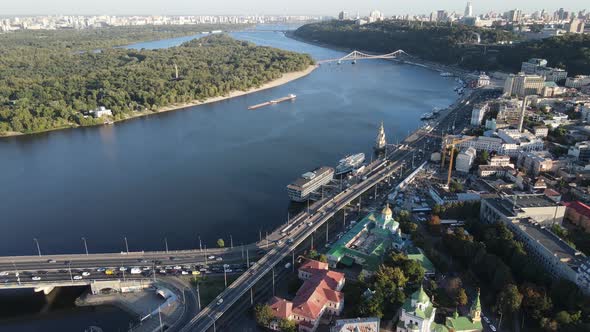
[33, 238, 41, 257]
[207, 314, 216, 332]
[164, 237, 169, 253]
[124, 237, 129, 254]
[81, 237, 89, 256]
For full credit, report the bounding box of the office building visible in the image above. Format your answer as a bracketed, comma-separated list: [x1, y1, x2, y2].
[337, 11, 349, 20]
[517, 150, 554, 176]
[480, 194, 565, 226]
[568, 18, 586, 33]
[470, 102, 489, 126]
[456, 147, 477, 173]
[568, 141, 590, 163]
[464, 2, 473, 17]
[566, 75, 590, 88]
[521, 58, 567, 82]
[504, 73, 546, 97]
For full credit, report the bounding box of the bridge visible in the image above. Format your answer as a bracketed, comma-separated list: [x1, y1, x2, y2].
[317, 50, 409, 64]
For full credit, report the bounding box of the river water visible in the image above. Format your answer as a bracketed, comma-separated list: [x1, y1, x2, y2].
[0, 25, 458, 329]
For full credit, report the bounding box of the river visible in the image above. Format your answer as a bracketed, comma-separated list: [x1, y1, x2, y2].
[0, 25, 458, 330]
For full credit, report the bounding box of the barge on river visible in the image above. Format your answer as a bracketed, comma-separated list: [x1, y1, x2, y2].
[248, 94, 296, 110]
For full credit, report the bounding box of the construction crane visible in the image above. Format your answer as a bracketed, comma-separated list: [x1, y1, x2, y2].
[420, 131, 476, 188]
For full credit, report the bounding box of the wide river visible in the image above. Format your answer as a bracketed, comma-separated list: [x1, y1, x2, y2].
[0, 25, 457, 330]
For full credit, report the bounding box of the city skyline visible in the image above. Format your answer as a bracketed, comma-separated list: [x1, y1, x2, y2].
[1, 0, 589, 16]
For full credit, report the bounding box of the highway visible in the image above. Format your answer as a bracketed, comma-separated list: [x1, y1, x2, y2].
[180, 86, 489, 331]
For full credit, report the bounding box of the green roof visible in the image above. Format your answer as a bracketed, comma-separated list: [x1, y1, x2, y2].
[340, 255, 354, 266]
[402, 287, 435, 320]
[407, 251, 435, 274]
[412, 286, 430, 303]
[444, 316, 483, 331]
[471, 291, 481, 312]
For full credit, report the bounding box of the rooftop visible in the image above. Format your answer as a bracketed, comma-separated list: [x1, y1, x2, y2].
[287, 166, 334, 189]
[331, 317, 380, 332]
[514, 218, 585, 270]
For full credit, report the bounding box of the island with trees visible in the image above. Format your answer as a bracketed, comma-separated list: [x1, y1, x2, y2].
[0, 26, 314, 136]
[293, 20, 590, 75]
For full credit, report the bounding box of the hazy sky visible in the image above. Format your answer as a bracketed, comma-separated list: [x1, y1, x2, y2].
[1, 0, 588, 16]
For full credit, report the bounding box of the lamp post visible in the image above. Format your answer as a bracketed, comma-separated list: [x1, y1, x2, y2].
[124, 237, 129, 254]
[33, 238, 41, 257]
[81, 237, 89, 256]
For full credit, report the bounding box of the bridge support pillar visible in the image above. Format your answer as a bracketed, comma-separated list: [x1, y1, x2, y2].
[34, 286, 55, 295]
[250, 287, 253, 305]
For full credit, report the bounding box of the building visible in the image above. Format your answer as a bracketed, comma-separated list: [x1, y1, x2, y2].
[521, 58, 567, 83]
[532, 126, 549, 138]
[566, 75, 590, 88]
[503, 73, 546, 97]
[331, 317, 380, 332]
[564, 201, 590, 233]
[470, 102, 489, 126]
[542, 82, 567, 97]
[568, 141, 590, 163]
[568, 18, 586, 33]
[490, 155, 512, 166]
[517, 150, 554, 176]
[480, 194, 566, 226]
[464, 1, 473, 17]
[578, 260, 590, 295]
[268, 259, 345, 332]
[327, 204, 399, 272]
[368, 10, 384, 23]
[456, 147, 477, 173]
[337, 11, 349, 20]
[476, 73, 490, 88]
[287, 167, 334, 202]
[497, 129, 545, 156]
[455, 136, 503, 154]
[90, 106, 113, 118]
[478, 165, 514, 178]
[396, 286, 483, 332]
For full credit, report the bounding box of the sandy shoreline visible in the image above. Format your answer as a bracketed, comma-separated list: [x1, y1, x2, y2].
[0, 64, 317, 138]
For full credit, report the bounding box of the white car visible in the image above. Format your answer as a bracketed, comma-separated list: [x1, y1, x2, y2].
[82, 272, 91, 277]
[216, 298, 223, 305]
[489, 325, 496, 332]
[32, 276, 41, 281]
[173, 265, 182, 270]
[159, 269, 167, 274]
[208, 255, 215, 260]
[96, 268, 106, 272]
[483, 316, 490, 324]
[215, 257, 223, 261]
[119, 267, 127, 271]
[73, 275, 83, 280]
[130, 267, 142, 274]
[181, 271, 189, 275]
[0, 272, 9, 276]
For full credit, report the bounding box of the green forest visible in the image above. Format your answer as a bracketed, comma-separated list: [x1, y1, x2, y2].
[0, 26, 314, 135]
[293, 20, 590, 75]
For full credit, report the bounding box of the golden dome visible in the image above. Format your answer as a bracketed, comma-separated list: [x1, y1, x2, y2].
[382, 203, 393, 216]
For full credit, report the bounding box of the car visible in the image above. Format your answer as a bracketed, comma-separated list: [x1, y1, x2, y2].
[73, 275, 83, 280]
[96, 268, 106, 272]
[82, 271, 91, 277]
[130, 267, 142, 274]
[105, 269, 114, 275]
[32, 276, 41, 281]
[119, 267, 127, 271]
[216, 298, 223, 305]
[208, 255, 215, 260]
[483, 317, 490, 324]
[181, 271, 189, 275]
[489, 325, 496, 332]
[159, 269, 167, 274]
[192, 271, 201, 275]
[0, 272, 8, 276]
[47, 259, 56, 263]
[142, 267, 151, 271]
[215, 257, 223, 261]
[225, 269, 233, 273]
[173, 265, 182, 270]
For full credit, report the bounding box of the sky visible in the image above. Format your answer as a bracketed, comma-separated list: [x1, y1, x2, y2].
[1, 0, 588, 16]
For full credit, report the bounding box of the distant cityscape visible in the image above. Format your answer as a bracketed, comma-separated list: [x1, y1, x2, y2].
[0, 15, 322, 32]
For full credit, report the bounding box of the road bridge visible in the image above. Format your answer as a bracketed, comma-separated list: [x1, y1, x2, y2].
[317, 50, 409, 64]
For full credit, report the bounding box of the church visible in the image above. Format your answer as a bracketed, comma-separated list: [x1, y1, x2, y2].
[397, 286, 483, 332]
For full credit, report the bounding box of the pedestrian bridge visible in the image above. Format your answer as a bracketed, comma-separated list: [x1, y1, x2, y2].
[317, 50, 409, 64]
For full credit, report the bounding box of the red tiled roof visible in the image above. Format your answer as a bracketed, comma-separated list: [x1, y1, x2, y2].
[268, 296, 292, 319]
[292, 269, 345, 320]
[564, 201, 590, 218]
[299, 259, 328, 274]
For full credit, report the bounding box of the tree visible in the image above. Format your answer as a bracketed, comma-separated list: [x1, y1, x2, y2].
[456, 288, 468, 307]
[318, 254, 328, 263]
[254, 303, 274, 327]
[308, 249, 319, 260]
[449, 180, 463, 193]
[521, 283, 552, 321]
[497, 284, 522, 315]
[278, 319, 297, 332]
[217, 238, 225, 248]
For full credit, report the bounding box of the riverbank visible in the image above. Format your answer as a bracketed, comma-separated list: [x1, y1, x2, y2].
[0, 64, 317, 138]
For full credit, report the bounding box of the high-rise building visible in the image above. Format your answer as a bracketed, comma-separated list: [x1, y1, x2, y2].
[338, 11, 349, 20]
[568, 18, 585, 33]
[437, 10, 448, 22]
[504, 73, 546, 97]
[464, 1, 474, 17]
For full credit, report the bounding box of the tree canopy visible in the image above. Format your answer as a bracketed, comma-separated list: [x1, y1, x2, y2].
[0, 26, 313, 134]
